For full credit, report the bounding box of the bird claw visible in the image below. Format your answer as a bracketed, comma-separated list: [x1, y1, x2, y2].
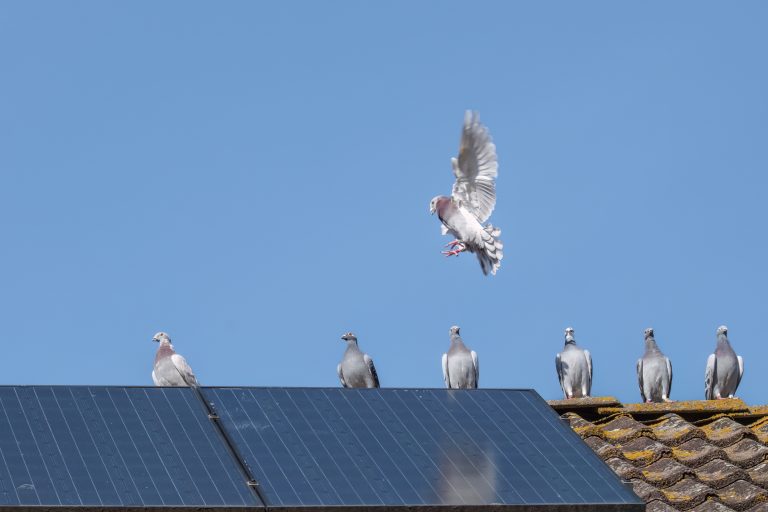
[442, 240, 466, 256]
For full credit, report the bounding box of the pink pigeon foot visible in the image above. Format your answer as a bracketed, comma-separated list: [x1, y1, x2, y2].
[444, 239, 464, 248]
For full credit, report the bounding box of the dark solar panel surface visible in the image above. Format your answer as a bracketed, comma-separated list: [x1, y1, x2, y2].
[204, 388, 642, 508]
[0, 386, 258, 508]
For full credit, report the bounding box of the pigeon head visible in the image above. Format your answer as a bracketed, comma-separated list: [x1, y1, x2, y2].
[449, 325, 461, 335]
[717, 325, 728, 336]
[341, 332, 357, 342]
[564, 327, 575, 342]
[429, 196, 440, 215]
[152, 332, 171, 343]
[644, 327, 654, 339]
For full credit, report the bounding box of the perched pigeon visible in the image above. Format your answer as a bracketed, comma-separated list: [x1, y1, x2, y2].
[337, 332, 379, 388]
[636, 328, 673, 403]
[429, 111, 503, 276]
[704, 325, 744, 399]
[555, 327, 592, 399]
[151, 332, 199, 387]
[442, 326, 479, 389]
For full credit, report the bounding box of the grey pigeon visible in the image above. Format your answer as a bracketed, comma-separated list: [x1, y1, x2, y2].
[704, 325, 744, 399]
[337, 332, 379, 388]
[555, 327, 592, 399]
[636, 328, 673, 403]
[442, 326, 479, 389]
[151, 332, 199, 387]
[429, 111, 503, 276]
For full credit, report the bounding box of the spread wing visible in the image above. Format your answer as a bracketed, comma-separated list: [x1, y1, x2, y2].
[704, 354, 716, 399]
[442, 353, 449, 388]
[471, 350, 479, 387]
[337, 363, 347, 388]
[171, 354, 198, 387]
[584, 349, 592, 396]
[364, 354, 380, 388]
[637, 359, 646, 402]
[450, 111, 498, 223]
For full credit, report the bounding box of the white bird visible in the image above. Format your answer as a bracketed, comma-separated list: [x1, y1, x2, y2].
[151, 332, 198, 387]
[442, 326, 479, 389]
[429, 111, 503, 276]
[704, 325, 743, 399]
[555, 327, 592, 399]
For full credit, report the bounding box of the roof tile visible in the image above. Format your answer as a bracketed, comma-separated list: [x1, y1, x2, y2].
[598, 414, 654, 443]
[723, 439, 768, 468]
[702, 418, 755, 447]
[652, 414, 706, 446]
[690, 500, 737, 512]
[693, 458, 748, 489]
[717, 480, 768, 510]
[642, 457, 692, 487]
[673, 438, 726, 468]
[746, 462, 768, 487]
[660, 476, 717, 509]
[605, 456, 643, 480]
[621, 436, 672, 466]
[583, 435, 622, 459]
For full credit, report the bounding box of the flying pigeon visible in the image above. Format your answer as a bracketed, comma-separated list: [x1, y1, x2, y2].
[337, 332, 380, 388]
[442, 326, 479, 389]
[636, 328, 673, 403]
[704, 325, 744, 399]
[151, 332, 199, 387]
[555, 327, 592, 399]
[429, 111, 503, 276]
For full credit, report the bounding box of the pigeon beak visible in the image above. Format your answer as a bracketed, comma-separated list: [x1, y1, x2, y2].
[152, 338, 159, 343]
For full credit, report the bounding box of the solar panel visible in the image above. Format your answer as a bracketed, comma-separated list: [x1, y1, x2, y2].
[0, 386, 259, 508]
[203, 388, 643, 510]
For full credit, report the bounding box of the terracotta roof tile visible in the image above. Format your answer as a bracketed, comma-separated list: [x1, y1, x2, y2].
[723, 439, 768, 468]
[693, 458, 748, 489]
[549, 397, 768, 512]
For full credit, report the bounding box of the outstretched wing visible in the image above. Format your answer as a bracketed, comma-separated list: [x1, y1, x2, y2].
[451, 111, 498, 223]
[637, 359, 646, 402]
[171, 354, 198, 387]
[704, 354, 716, 399]
[364, 354, 380, 388]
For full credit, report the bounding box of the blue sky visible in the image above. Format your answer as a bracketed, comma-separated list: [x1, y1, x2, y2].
[1, 2, 766, 404]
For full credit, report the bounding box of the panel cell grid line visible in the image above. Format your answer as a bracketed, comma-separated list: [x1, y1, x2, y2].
[0, 386, 259, 508]
[203, 387, 644, 510]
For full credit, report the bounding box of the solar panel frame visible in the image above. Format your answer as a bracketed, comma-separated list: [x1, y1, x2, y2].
[0, 386, 261, 510]
[202, 387, 644, 511]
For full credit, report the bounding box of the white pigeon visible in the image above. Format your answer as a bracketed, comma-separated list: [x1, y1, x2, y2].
[636, 328, 673, 403]
[555, 327, 592, 399]
[442, 326, 479, 389]
[151, 332, 199, 387]
[337, 332, 380, 388]
[429, 111, 503, 276]
[704, 325, 743, 399]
